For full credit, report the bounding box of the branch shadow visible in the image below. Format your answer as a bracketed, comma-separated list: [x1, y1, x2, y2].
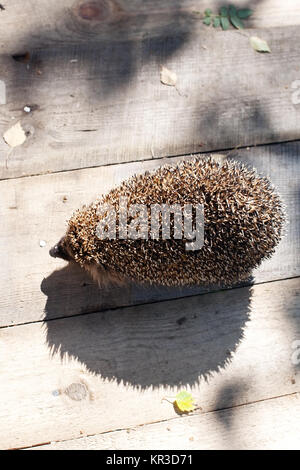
[3, 0, 287, 175]
[7, 0, 194, 104]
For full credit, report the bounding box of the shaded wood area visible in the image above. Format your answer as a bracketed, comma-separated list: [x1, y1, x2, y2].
[1, 0, 300, 54]
[1, 24, 300, 179]
[0, 278, 299, 449]
[0, 0, 299, 451]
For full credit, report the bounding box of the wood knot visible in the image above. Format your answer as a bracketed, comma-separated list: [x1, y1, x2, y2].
[74, 0, 123, 23]
[79, 2, 102, 20]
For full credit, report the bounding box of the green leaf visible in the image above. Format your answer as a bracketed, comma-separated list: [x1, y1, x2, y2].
[203, 16, 211, 26]
[230, 14, 245, 29]
[213, 16, 221, 28]
[229, 5, 245, 28]
[174, 391, 195, 412]
[229, 5, 237, 16]
[250, 36, 271, 53]
[220, 16, 230, 30]
[220, 6, 228, 17]
[237, 8, 253, 19]
[204, 8, 212, 16]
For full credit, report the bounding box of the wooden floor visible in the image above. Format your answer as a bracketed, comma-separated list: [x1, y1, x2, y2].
[0, 0, 299, 450]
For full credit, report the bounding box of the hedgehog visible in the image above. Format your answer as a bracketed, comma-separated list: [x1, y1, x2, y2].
[50, 157, 285, 287]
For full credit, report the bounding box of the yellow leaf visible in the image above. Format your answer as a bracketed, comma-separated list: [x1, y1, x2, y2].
[174, 391, 195, 412]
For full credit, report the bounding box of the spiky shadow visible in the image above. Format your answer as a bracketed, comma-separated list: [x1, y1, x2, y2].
[42, 264, 253, 389]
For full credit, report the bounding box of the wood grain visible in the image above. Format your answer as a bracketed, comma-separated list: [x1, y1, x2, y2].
[1, 1, 299, 452]
[1, 24, 300, 178]
[1, 1, 300, 55]
[33, 393, 300, 450]
[0, 277, 299, 449]
[0, 143, 299, 327]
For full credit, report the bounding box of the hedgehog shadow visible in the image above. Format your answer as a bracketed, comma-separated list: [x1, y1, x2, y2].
[42, 263, 253, 389]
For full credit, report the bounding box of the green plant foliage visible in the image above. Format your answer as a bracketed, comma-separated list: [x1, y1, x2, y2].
[228, 5, 237, 16]
[202, 4, 253, 30]
[237, 8, 253, 19]
[213, 17, 221, 28]
[230, 14, 245, 29]
[220, 6, 228, 17]
[220, 16, 230, 30]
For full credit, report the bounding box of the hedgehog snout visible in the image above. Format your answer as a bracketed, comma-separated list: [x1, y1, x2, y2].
[49, 243, 60, 258]
[49, 237, 72, 261]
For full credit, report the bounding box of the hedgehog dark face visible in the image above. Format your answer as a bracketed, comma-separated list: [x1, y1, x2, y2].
[49, 237, 74, 261]
[49, 236, 125, 287]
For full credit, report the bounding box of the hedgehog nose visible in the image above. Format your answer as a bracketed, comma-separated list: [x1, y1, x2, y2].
[49, 244, 60, 258]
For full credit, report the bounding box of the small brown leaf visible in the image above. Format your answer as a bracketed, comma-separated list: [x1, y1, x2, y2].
[160, 66, 177, 86]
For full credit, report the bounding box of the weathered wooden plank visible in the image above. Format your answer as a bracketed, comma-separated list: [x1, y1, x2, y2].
[33, 393, 300, 450]
[1, 1, 300, 55]
[1, 24, 300, 179]
[0, 278, 299, 449]
[0, 143, 299, 327]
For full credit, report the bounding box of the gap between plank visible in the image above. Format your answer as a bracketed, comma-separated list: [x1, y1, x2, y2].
[0, 138, 299, 183]
[20, 390, 300, 451]
[1, 275, 299, 331]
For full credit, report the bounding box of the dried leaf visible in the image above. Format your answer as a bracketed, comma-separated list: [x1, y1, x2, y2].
[160, 66, 177, 87]
[174, 391, 195, 412]
[3, 121, 27, 147]
[250, 36, 271, 53]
